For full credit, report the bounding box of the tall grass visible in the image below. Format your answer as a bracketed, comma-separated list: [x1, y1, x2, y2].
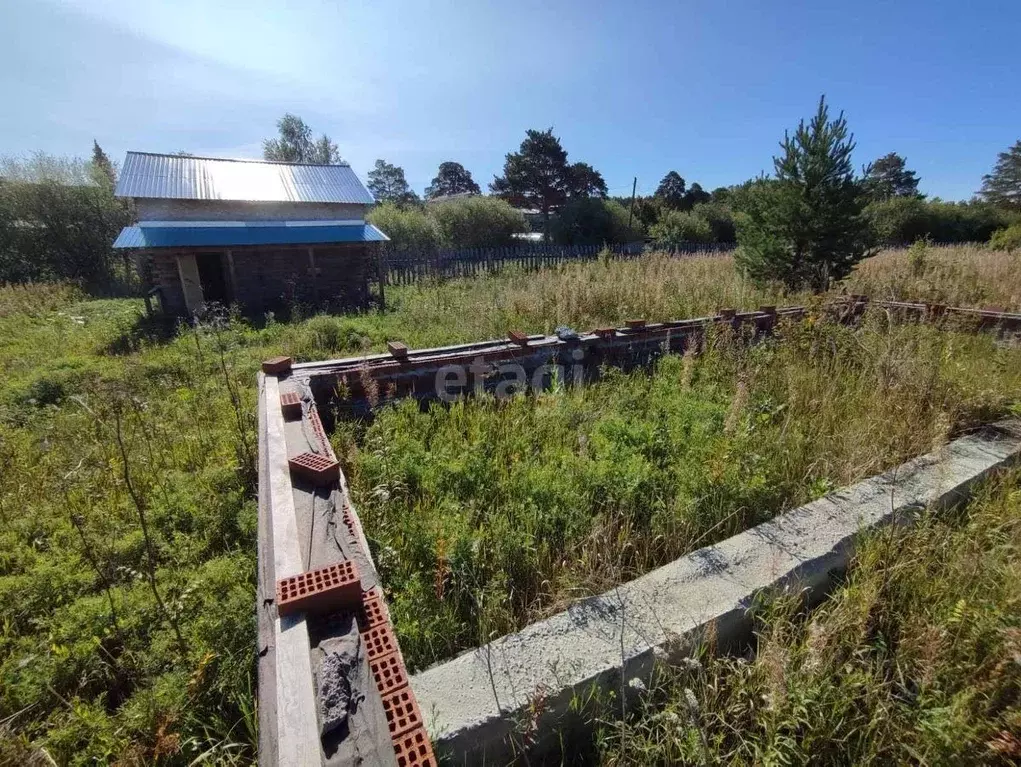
[342, 314, 1021, 670]
[0, 244, 1017, 762]
[847, 242, 1021, 310]
[592, 469, 1021, 764]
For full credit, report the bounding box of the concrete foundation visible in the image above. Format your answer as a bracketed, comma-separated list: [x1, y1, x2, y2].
[410, 420, 1021, 764]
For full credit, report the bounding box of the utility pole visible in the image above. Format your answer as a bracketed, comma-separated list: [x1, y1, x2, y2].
[627, 176, 637, 231]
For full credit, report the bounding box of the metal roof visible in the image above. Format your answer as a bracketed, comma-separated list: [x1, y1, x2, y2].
[115, 152, 376, 204]
[113, 222, 388, 249]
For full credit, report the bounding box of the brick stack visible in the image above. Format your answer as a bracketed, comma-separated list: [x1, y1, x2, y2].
[276, 397, 436, 765]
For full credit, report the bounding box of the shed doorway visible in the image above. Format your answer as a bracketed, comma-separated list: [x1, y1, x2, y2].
[195, 251, 230, 306]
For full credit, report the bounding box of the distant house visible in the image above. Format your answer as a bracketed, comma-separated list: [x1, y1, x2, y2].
[112, 152, 387, 316]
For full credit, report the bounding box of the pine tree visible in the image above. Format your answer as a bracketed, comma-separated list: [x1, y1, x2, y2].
[978, 140, 1021, 210]
[865, 152, 921, 199]
[490, 128, 571, 238]
[367, 159, 419, 205]
[735, 96, 872, 291]
[425, 162, 481, 199]
[91, 140, 117, 189]
[654, 171, 686, 209]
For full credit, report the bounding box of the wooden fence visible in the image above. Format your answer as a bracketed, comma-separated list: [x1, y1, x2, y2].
[380, 242, 734, 285]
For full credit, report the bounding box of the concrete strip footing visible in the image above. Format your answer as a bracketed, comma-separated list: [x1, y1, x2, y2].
[411, 420, 1021, 765]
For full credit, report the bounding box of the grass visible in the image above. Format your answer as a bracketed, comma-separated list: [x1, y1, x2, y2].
[590, 468, 1021, 765]
[0, 244, 1018, 763]
[341, 314, 1021, 670]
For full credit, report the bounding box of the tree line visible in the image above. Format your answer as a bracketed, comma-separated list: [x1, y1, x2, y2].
[2, 112, 1019, 290]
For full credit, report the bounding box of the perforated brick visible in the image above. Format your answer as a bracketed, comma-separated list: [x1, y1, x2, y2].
[361, 621, 398, 661]
[276, 561, 361, 617]
[369, 651, 409, 697]
[392, 727, 436, 767]
[288, 452, 340, 486]
[593, 327, 616, 338]
[382, 687, 423, 737]
[280, 391, 302, 420]
[261, 356, 292, 375]
[357, 590, 387, 631]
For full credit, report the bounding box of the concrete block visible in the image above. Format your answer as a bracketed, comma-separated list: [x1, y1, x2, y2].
[411, 420, 1021, 764]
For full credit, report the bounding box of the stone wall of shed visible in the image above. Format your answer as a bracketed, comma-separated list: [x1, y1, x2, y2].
[135, 199, 368, 222]
[141, 244, 376, 317]
[144, 251, 189, 316]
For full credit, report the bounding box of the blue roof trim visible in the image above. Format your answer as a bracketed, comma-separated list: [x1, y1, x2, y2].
[113, 223, 389, 249]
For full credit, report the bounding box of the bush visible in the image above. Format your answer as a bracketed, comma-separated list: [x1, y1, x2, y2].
[867, 197, 1014, 245]
[0, 179, 132, 290]
[366, 202, 438, 250]
[691, 202, 736, 243]
[989, 222, 1021, 253]
[551, 198, 642, 246]
[650, 209, 713, 246]
[429, 196, 527, 248]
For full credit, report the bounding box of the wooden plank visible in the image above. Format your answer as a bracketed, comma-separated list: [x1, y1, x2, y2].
[263, 375, 321, 766]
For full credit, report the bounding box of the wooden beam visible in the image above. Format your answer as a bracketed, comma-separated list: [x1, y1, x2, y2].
[308, 247, 319, 305]
[226, 249, 238, 304]
[263, 374, 321, 766]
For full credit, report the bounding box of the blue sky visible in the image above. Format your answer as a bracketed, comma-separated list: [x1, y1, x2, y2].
[2, 0, 1018, 200]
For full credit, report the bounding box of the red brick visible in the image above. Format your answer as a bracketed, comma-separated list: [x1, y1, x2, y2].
[593, 327, 616, 338]
[624, 318, 646, 329]
[382, 687, 424, 737]
[276, 561, 361, 617]
[306, 408, 337, 462]
[280, 391, 302, 420]
[370, 651, 409, 697]
[387, 341, 409, 359]
[357, 589, 387, 631]
[361, 621, 398, 661]
[392, 727, 437, 767]
[288, 452, 340, 486]
[262, 356, 292, 375]
[507, 330, 529, 346]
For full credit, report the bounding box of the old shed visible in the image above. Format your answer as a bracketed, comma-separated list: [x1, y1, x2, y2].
[113, 152, 387, 316]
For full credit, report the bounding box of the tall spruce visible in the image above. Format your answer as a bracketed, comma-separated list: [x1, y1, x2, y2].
[978, 140, 1021, 210]
[90, 141, 117, 189]
[735, 96, 872, 291]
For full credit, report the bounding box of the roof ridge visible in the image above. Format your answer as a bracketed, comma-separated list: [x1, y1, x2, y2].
[124, 150, 351, 168]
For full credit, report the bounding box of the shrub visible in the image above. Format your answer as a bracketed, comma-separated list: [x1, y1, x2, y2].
[867, 197, 1014, 245]
[428, 196, 527, 248]
[650, 209, 713, 246]
[691, 202, 736, 243]
[551, 198, 642, 246]
[366, 202, 438, 250]
[989, 222, 1021, 253]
